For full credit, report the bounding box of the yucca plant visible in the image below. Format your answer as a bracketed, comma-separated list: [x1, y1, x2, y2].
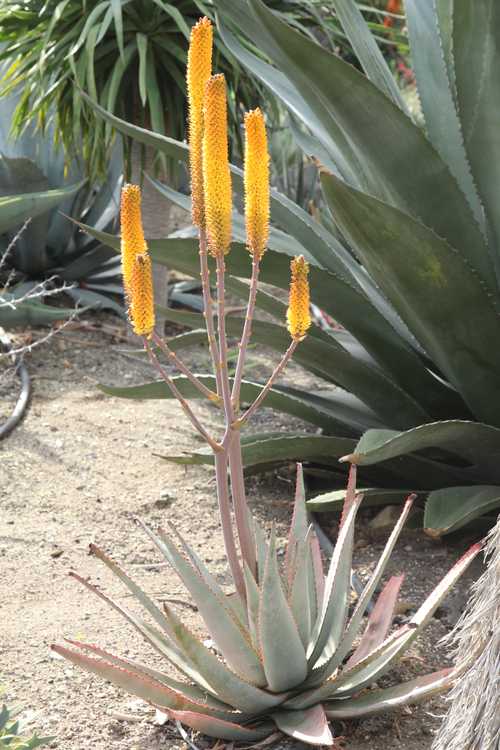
[53, 18, 483, 745]
[79, 0, 500, 537]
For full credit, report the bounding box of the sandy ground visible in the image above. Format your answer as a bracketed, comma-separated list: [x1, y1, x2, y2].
[0, 314, 483, 750]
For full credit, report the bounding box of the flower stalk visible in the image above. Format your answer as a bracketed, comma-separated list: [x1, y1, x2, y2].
[118, 17, 310, 589]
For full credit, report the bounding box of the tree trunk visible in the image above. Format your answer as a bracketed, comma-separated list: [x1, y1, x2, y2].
[130, 142, 171, 335]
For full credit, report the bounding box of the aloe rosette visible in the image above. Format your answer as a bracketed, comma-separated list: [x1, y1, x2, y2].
[52, 466, 480, 745]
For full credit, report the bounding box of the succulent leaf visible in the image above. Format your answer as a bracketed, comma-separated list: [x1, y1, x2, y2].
[259, 528, 308, 692]
[325, 667, 458, 719]
[68, 572, 201, 684]
[167, 710, 274, 742]
[308, 484, 363, 667]
[139, 522, 266, 686]
[51, 644, 227, 715]
[161, 603, 282, 714]
[272, 705, 333, 746]
[63, 639, 229, 709]
[288, 528, 314, 648]
[346, 574, 405, 668]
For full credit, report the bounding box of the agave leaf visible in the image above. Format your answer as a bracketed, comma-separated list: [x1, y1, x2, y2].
[150, 304, 428, 428]
[330, 0, 407, 112]
[67, 571, 204, 687]
[216, 16, 361, 189]
[80, 221, 461, 424]
[322, 174, 500, 424]
[308, 487, 416, 513]
[259, 528, 308, 692]
[138, 522, 266, 687]
[405, 0, 485, 236]
[241, 0, 490, 278]
[0, 297, 76, 327]
[346, 574, 404, 668]
[325, 667, 458, 718]
[0, 182, 83, 234]
[62, 639, 230, 710]
[51, 644, 226, 714]
[253, 520, 269, 583]
[99, 377, 358, 436]
[168, 710, 274, 742]
[272, 704, 333, 746]
[309, 529, 325, 612]
[343, 421, 500, 482]
[424, 485, 500, 537]
[161, 603, 285, 714]
[307, 479, 363, 667]
[453, 1, 500, 274]
[160, 433, 355, 472]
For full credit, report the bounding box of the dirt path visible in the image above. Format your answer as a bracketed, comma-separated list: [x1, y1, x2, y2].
[0, 317, 482, 750]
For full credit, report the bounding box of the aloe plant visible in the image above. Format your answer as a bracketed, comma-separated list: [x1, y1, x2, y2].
[53, 465, 481, 744]
[78, 0, 500, 537]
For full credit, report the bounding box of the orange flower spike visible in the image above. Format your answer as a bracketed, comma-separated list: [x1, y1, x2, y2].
[128, 253, 155, 337]
[202, 74, 232, 256]
[244, 108, 270, 259]
[287, 255, 311, 340]
[120, 184, 148, 294]
[187, 17, 213, 227]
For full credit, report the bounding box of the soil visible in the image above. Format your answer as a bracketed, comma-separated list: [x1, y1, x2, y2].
[0, 314, 484, 750]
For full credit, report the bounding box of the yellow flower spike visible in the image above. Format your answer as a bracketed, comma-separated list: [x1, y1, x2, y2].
[128, 253, 155, 337]
[244, 108, 270, 259]
[187, 16, 213, 227]
[287, 255, 311, 340]
[120, 184, 148, 294]
[202, 74, 232, 256]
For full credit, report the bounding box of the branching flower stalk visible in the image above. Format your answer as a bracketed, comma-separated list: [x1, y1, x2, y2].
[119, 18, 311, 592]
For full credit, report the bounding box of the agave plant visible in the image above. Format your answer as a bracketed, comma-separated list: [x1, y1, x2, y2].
[79, 0, 500, 537]
[0, 84, 124, 324]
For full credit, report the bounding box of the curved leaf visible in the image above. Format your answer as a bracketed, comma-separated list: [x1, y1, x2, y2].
[99, 377, 357, 435]
[325, 667, 457, 718]
[405, 0, 485, 237]
[259, 530, 308, 692]
[272, 705, 333, 746]
[330, 0, 407, 112]
[168, 710, 273, 742]
[322, 172, 500, 425]
[308, 487, 416, 513]
[159, 433, 355, 471]
[0, 181, 83, 233]
[345, 420, 500, 483]
[454, 2, 500, 278]
[424, 485, 500, 537]
[238, 0, 491, 283]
